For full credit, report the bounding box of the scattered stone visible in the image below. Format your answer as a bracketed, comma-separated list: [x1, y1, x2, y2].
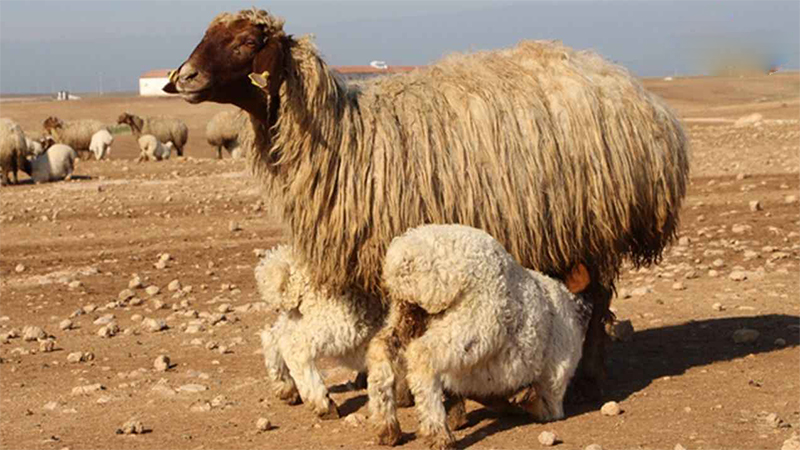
[678, 236, 691, 246]
[229, 220, 242, 232]
[749, 200, 762, 212]
[712, 302, 724, 311]
[43, 401, 59, 411]
[131, 314, 143, 322]
[150, 380, 177, 397]
[256, 417, 273, 432]
[83, 304, 97, 314]
[631, 286, 652, 297]
[674, 444, 687, 450]
[39, 339, 55, 353]
[729, 271, 748, 281]
[154, 355, 171, 372]
[68, 280, 83, 290]
[179, 384, 208, 393]
[601, 401, 622, 416]
[143, 318, 167, 332]
[672, 282, 686, 291]
[712, 259, 725, 268]
[734, 113, 762, 127]
[731, 224, 751, 234]
[765, 412, 789, 429]
[152, 299, 166, 310]
[116, 419, 145, 435]
[210, 395, 230, 408]
[585, 445, 603, 450]
[67, 352, 93, 363]
[128, 277, 143, 289]
[22, 326, 46, 342]
[775, 338, 787, 346]
[732, 328, 759, 344]
[606, 320, 634, 342]
[343, 413, 366, 427]
[190, 401, 212, 412]
[168, 280, 181, 292]
[782, 432, 800, 450]
[72, 383, 105, 395]
[118, 289, 135, 301]
[538, 431, 558, 446]
[786, 195, 798, 204]
[93, 314, 115, 326]
[15, 264, 25, 273]
[684, 270, 699, 280]
[59, 319, 73, 331]
[145, 286, 160, 296]
[97, 322, 119, 338]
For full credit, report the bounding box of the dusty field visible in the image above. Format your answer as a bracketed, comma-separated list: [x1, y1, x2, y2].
[1, 73, 798, 450]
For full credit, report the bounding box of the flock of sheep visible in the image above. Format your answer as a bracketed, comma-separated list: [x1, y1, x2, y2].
[0, 110, 250, 185]
[160, 8, 690, 450]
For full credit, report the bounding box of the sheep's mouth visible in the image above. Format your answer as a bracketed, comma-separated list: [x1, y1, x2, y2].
[180, 88, 212, 104]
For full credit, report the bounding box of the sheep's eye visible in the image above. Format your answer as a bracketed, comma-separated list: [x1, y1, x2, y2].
[245, 39, 258, 48]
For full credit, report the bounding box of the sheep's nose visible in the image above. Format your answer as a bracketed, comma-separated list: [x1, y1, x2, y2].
[177, 63, 199, 84]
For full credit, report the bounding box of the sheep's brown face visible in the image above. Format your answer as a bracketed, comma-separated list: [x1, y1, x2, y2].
[42, 116, 62, 134]
[164, 17, 282, 113]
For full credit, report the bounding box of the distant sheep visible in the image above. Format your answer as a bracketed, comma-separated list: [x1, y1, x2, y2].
[42, 116, 108, 157]
[21, 144, 78, 183]
[89, 129, 114, 160]
[137, 134, 173, 162]
[255, 245, 384, 419]
[206, 110, 250, 159]
[370, 224, 592, 449]
[0, 118, 27, 185]
[118, 112, 188, 156]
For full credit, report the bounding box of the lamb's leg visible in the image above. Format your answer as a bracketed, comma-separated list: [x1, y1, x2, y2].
[0, 172, 8, 186]
[367, 331, 402, 446]
[406, 338, 454, 450]
[282, 347, 340, 419]
[568, 280, 611, 403]
[259, 322, 300, 405]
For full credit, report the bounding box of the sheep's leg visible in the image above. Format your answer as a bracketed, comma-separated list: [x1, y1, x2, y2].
[569, 279, 611, 403]
[280, 335, 339, 419]
[0, 172, 8, 186]
[406, 338, 454, 450]
[176, 145, 183, 157]
[444, 394, 468, 431]
[216, 146, 223, 159]
[259, 324, 300, 405]
[367, 331, 402, 446]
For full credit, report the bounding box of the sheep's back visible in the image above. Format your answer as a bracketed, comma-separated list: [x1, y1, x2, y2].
[143, 116, 188, 148]
[50, 120, 108, 151]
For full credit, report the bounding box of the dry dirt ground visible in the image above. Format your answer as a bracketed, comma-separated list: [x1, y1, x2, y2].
[1, 73, 798, 450]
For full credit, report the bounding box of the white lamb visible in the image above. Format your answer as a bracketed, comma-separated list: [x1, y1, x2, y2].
[137, 134, 173, 162]
[21, 144, 78, 183]
[25, 137, 44, 157]
[255, 245, 385, 419]
[89, 129, 114, 160]
[370, 224, 592, 450]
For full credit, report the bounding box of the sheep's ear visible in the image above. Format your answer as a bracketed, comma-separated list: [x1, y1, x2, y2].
[565, 263, 590, 294]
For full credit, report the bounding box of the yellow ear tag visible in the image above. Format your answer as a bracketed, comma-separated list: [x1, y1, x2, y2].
[248, 71, 270, 89]
[168, 69, 178, 84]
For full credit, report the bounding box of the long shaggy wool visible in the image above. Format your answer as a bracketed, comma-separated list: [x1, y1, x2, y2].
[206, 110, 251, 157]
[241, 10, 690, 295]
[0, 118, 27, 185]
[43, 118, 108, 152]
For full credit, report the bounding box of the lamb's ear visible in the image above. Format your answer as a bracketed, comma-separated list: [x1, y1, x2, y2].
[565, 263, 590, 294]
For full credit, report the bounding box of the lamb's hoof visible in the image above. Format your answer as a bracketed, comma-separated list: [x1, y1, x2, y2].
[317, 400, 340, 420]
[375, 422, 402, 446]
[352, 371, 368, 390]
[424, 432, 456, 450]
[445, 397, 468, 431]
[276, 387, 302, 406]
[395, 386, 415, 408]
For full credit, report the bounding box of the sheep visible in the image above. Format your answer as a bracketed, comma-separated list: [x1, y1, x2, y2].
[370, 224, 592, 449]
[206, 109, 250, 159]
[0, 118, 27, 185]
[89, 129, 114, 160]
[25, 137, 45, 158]
[42, 116, 108, 158]
[118, 112, 188, 156]
[164, 8, 690, 409]
[137, 134, 173, 162]
[21, 144, 78, 183]
[255, 245, 384, 419]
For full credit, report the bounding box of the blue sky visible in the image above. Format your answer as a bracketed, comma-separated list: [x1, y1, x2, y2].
[1, 1, 798, 94]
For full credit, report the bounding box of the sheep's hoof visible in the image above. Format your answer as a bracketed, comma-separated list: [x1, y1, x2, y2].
[276, 386, 302, 405]
[444, 396, 468, 431]
[395, 385, 414, 408]
[424, 432, 455, 450]
[317, 400, 340, 420]
[375, 421, 402, 446]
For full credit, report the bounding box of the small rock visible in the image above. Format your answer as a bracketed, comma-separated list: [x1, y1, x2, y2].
[22, 326, 46, 342]
[116, 419, 145, 435]
[765, 412, 788, 429]
[72, 383, 105, 395]
[68, 280, 83, 290]
[606, 320, 634, 342]
[674, 444, 687, 450]
[128, 277, 142, 289]
[538, 431, 558, 446]
[39, 339, 55, 353]
[712, 302, 724, 311]
[97, 323, 119, 338]
[118, 289, 135, 301]
[256, 417, 273, 432]
[729, 271, 747, 281]
[59, 319, 73, 331]
[179, 384, 208, 393]
[732, 328, 759, 344]
[782, 432, 800, 450]
[631, 286, 652, 297]
[343, 413, 366, 427]
[775, 338, 787, 346]
[15, 264, 25, 273]
[168, 280, 181, 292]
[143, 318, 167, 332]
[749, 200, 762, 212]
[678, 236, 691, 246]
[93, 314, 115, 325]
[585, 445, 603, 450]
[154, 355, 171, 372]
[734, 113, 762, 127]
[672, 282, 686, 291]
[601, 401, 622, 416]
[190, 401, 212, 412]
[131, 314, 143, 322]
[145, 286, 160, 296]
[229, 221, 242, 232]
[786, 195, 797, 204]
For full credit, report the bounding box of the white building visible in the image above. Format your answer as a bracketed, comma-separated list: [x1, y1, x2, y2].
[139, 69, 173, 97]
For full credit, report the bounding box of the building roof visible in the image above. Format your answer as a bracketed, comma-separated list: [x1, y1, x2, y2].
[140, 66, 420, 79]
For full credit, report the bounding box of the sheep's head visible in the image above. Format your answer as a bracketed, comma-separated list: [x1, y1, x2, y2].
[42, 116, 63, 134]
[39, 136, 56, 151]
[164, 8, 288, 116]
[117, 113, 143, 133]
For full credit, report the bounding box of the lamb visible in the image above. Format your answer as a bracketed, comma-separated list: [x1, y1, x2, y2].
[118, 112, 188, 156]
[255, 245, 384, 419]
[25, 137, 45, 157]
[206, 109, 250, 159]
[89, 129, 114, 160]
[21, 144, 78, 183]
[0, 118, 27, 185]
[372, 224, 592, 449]
[137, 134, 173, 162]
[42, 116, 108, 157]
[164, 8, 690, 410]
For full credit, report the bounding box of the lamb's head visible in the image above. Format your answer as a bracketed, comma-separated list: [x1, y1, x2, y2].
[39, 136, 56, 151]
[42, 116, 63, 135]
[117, 113, 143, 133]
[164, 8, 288, 116]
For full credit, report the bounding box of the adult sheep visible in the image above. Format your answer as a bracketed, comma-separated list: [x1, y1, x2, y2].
[0, 118, 27, 185]
[42, 116, 108, 158]
[164, 8, 690, 406]
[118, 112, 188, 156]
[206, 109, 251, 159]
